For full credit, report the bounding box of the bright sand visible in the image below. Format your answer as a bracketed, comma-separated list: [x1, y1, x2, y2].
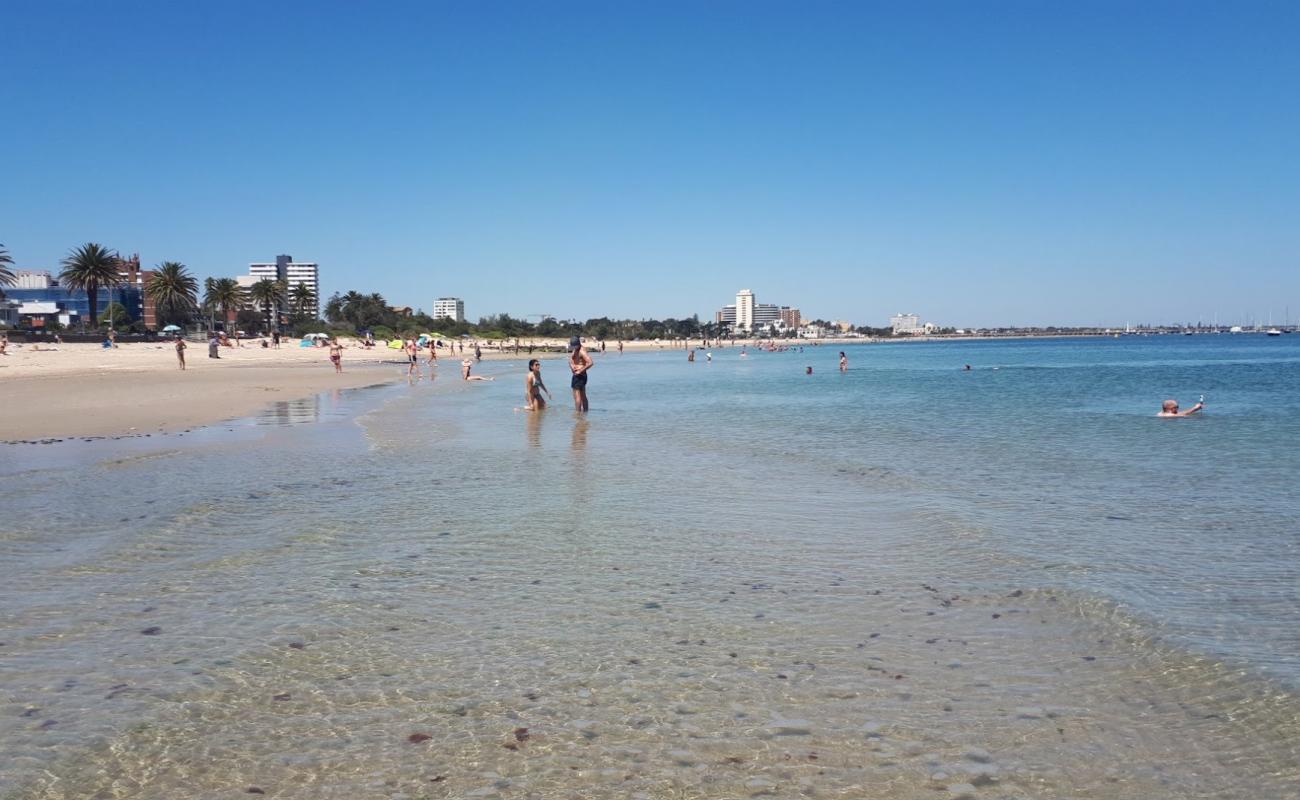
[0, 337, 701, 440]
[0, 342, 390, 440]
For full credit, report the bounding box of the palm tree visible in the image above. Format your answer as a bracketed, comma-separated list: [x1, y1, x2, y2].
[0, 244, 15, 298]
[59, 243, 121, 329]
[249, 278, 287, 333]
[145, 261, 198, 327]
[290, 283, 316, 320]
[203, 277, 246, 329]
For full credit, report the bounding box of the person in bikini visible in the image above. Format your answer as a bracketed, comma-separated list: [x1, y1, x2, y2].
[329, 339, 343, 373]
[525, 358, 551, 410]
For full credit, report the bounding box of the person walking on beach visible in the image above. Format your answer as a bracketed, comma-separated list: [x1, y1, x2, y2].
[525, 359, 551, 410]
[405, 338, 420, 377]
[271, 330, 280, 349]
[174, 335, 187, 369]
[839, 351, 848, 372]
[569, 336, 593, 412]
[329, 339, 343, 373]
[1158, 398, 1204, 417]
[427, 339, 438, 366]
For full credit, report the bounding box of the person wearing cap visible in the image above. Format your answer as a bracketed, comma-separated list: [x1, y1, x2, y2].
[569, 336, 593, 411]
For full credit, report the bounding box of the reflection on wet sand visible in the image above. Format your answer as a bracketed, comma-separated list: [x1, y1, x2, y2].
[259, 394, 322, 425]
[526, 408, 544, 448]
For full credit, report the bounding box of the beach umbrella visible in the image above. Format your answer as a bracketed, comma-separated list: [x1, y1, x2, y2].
[162, 324, 181, 332]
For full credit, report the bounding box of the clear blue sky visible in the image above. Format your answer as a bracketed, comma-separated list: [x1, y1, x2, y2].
[2, 0, 1297, 328]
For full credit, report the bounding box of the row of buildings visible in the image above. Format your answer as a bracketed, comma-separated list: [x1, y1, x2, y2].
[1, 255, 158, 331]
[715, 289, 801, 333]
[0, 253, 322, 331]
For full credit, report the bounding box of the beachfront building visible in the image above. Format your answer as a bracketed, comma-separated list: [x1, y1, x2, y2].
[736, 289, 755, 330]
[248, 255, 320, 319]
[3, 264, 148, 330]
[716, 290, 800, 333]
[0, 300, 18, 328]
[891, 313, 924, 335]
[434, 297, 465, 322]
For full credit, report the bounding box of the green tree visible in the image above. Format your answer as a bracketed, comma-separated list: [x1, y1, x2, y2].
[0, 243, 14, 297]
[146, 261, 198, 327]
[249, 278, 287, 332]
[101, 301, 132, 326]
[59, 243, 122, 329]
[290, 283, 316, 320]
[203, 277, 247, 329]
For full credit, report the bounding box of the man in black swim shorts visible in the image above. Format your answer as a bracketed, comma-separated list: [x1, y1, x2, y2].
[569, 336, 593, 412]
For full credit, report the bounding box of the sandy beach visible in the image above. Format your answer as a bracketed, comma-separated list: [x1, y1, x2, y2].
[0, 341, 402, 441]
[0, 336, 745, 441]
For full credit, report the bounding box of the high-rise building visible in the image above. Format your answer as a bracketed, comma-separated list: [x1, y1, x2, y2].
[434, 297, 465, 322]
[890, 313, 922, 334]
[248, 254, 320, 319]
[717, 291, 800, 333]
[13, 270, 55, 289]
[736, 289, 755, 330]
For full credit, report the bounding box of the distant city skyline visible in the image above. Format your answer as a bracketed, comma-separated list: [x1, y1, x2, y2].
[1, 1, 1296, 328]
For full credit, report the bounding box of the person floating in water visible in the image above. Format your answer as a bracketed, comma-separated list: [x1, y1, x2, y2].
[806, 366, 813, 375]
[525, 358, 551, 410]
[1158, 398, 1204, 417]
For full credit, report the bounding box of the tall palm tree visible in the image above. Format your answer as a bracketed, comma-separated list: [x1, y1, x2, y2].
[203, 277, 247, 328]
[290, 283, 316, 320]
[145, 261, 198, 326]
[0, 244, 15, 298]
[249, 278, 287, 333]
[59, 243, 121, 329]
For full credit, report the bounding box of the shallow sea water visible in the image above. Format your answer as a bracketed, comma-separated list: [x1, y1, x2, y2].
[1, 336, 1298, 799]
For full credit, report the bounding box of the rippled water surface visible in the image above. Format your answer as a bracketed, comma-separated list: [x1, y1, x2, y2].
[2, 336, 1298, 799]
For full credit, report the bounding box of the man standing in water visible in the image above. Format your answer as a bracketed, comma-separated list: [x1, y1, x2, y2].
[569, 336, 593, 412]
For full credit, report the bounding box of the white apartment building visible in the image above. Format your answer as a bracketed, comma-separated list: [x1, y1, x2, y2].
[736, 289, 755, 330]
[434, 297, 465, 322]
[890, 313, 923, 335]
[248, 254, 320, 318]
[13, 270, 55, 289]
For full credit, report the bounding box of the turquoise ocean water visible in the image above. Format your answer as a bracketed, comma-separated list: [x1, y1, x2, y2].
[1, 334, 1297, 798]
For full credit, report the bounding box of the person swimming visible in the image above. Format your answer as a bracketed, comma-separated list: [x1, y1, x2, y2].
[1158, 397, 1204, 417]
